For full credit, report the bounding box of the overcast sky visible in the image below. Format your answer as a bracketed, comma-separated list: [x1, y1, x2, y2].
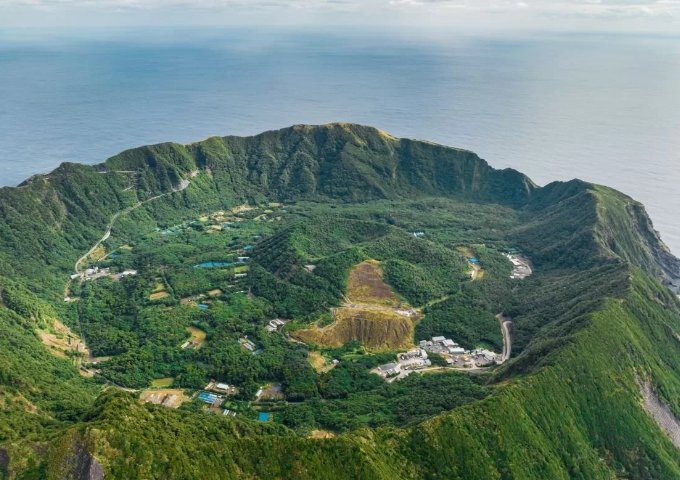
[2, 0, 680, 32]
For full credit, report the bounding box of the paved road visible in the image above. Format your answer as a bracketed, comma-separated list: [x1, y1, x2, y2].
[70, 175, 194, 380]
[73, 176, 193, 274]
[497, 314, 513, 362]
[74, 212, 118, 274]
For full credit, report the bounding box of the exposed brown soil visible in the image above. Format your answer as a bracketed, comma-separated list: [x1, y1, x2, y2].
[347, 260, 402, 307]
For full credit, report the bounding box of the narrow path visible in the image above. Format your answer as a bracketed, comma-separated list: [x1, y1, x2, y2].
[497, 313, 513, 363]
[80, 366, 139, 393]
[317, 309, 338, 331]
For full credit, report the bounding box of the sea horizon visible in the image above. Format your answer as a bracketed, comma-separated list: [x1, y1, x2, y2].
[1, 27, 678, 253]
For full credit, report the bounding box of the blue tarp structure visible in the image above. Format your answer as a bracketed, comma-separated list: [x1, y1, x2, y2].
[198, 304, 209, 310]
[244, 245, 253, 251]
[193, 262, 231, 269]
[198, 392, 218, 404]
[469, 258, 479, 263]
[258, 412, 270, 422]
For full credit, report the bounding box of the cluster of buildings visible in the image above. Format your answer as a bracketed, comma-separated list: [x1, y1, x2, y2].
[374, 348, 432, 378]
[398, 348, 431, 368]
[83, 266, 109, 280]
[369, 336, 500, 375]
[205, 381, 237, 395]
[505, 249, 532, 279]
[420, 336, 465, 355]
[72, 267, 137, 283]
[198, 391, 234, 415]
[266, 318, 288, 332]
[423, 336, 500, 366]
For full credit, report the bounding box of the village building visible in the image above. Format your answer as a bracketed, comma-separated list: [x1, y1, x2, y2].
[377, 363, 401, 377]
[266, 318, 288, 332]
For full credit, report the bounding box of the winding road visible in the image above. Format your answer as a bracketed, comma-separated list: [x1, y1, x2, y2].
[69, 175, 194, 390]
[497, 313, 513, 363]
[73, 177, 192, 274]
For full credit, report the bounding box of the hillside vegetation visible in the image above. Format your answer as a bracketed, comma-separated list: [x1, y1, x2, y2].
[1, 124, 680, 479]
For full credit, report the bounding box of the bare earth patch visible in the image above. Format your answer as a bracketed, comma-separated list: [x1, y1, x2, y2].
[183, 326, 207, 349]
[347, 260, 404, 307]
[296, 308, 417, 351]
[39, 319, 89, 359]
[140, 389, 185, 409]
[308, 352, 329, 373]
[641, 379, 680, 449]
[149, 291, 169, 301]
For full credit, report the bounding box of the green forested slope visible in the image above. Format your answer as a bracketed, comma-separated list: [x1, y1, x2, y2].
[2, 124, 680, 479]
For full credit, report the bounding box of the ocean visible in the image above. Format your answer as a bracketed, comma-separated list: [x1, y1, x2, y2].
[0, 28, 678, 253]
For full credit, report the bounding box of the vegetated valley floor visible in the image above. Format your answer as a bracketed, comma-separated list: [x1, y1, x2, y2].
[58, 196, 520, 431]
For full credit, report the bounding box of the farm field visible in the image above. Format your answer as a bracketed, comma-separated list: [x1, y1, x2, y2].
[151, 378, 174, 388]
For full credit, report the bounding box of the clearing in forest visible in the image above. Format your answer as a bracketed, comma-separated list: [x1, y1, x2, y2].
[297, 259, 418, 351]
[151, 378, 174, 388]
[346, 260, 404, 307]
[457, 246, 484, 281]
[308, 351, 326, 372]
[149, 291, 169, 300]
[39, 319, 89, 359]
[185, 326, 207, 348]
[139, 389, 185, 408]
[296, 308, 417, 351]
[308, 351, 337, 373]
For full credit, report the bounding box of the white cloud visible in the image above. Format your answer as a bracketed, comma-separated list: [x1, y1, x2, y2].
[389, 0, 424, 6]
[1, 0, 679, 29]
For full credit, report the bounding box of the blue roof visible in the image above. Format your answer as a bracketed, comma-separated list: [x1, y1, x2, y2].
[193, 262, 232, 269]
[198, 304, 209, 310]
[244, 245, 252, 251]
[110, 253, 118, 258]
[258, 412, 270, 422]
[198, 392, 218, 403]
[469, 258, 479, 263]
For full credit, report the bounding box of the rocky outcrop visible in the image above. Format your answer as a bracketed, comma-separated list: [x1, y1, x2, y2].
[641, 379, 680, 449]
[52, 437, 105, 480]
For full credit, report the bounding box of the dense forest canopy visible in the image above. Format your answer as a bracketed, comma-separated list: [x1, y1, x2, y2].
[1, 123, 680, 480]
